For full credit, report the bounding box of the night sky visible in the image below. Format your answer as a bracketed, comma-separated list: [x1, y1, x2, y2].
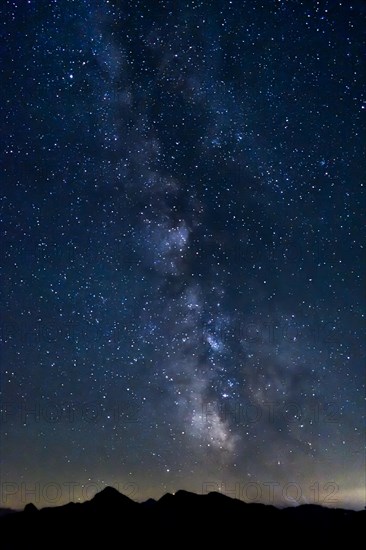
[1, 1, 365, 510]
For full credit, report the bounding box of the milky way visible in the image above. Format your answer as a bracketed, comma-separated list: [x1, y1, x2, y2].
[1, 1, 365, 509]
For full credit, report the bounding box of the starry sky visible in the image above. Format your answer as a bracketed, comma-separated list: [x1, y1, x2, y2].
[1, 0, 365, 510]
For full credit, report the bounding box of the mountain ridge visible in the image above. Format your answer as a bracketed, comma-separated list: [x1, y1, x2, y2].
[1, 486, 363, 548]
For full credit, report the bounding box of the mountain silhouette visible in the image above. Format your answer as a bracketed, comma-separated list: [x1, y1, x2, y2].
[88, 485, 138, 511]
[0, 487, 363, 548]
[0, 507, 15, 518]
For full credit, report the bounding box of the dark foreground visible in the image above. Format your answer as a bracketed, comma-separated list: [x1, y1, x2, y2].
[0, 487, 364, 548]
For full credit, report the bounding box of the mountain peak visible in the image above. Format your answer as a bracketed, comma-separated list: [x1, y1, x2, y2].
[174, 489, 199, 498]
[24, 502, 38, 514]
[91, 486, 136, 507]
